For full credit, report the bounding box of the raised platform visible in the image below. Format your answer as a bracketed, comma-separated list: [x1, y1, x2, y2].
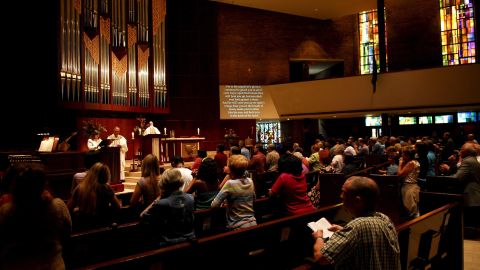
[122, 159, 195, 194]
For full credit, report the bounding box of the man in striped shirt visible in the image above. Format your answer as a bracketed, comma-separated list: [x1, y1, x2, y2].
[312, 176, 400, 270]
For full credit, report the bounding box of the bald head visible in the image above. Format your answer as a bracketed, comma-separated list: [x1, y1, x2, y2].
[113, 126, 120, 136]
[343, 176, 379, 214]
[460, 142, 478, 158]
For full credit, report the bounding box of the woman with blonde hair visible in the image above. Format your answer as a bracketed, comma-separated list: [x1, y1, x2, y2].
[130, 154, 161, 209]
[68, 162, 121, 230]
[211, 155, 257, 230]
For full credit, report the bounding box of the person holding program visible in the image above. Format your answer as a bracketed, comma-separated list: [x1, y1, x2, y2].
[311, 176, 400, 270]
[87, 131, 102, 151]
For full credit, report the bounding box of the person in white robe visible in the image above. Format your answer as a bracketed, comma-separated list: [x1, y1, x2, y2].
[143, 121, 161, 135]
[107, 126, 128, 181]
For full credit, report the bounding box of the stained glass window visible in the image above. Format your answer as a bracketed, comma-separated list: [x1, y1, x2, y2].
[256, 121, 281, 145]
[358, 9, 388, 75]
[440, 0, 476, 65]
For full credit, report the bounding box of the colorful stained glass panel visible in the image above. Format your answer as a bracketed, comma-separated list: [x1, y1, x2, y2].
[358, 9, 388, 75]
[440, 0, 476, 65]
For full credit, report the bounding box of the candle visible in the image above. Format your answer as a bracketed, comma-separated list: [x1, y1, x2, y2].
[132, 132, 134, 140]
[164, 127, 167, 134]
[197, 128, 200, 136]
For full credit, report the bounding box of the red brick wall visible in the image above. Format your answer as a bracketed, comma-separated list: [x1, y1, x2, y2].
[386, 0, 442, 70]
[216, 3, 358, 83]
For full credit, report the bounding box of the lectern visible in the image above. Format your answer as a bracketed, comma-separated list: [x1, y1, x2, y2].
[142, 134, 169, 163]
[99, 147, 121, 184]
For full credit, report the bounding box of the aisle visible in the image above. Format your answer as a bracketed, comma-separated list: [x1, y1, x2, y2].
[465, 238, 480, 270]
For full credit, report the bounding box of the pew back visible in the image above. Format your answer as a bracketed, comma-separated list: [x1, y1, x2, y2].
[318, 173, 345, 206]
[76, 203, 344, 270]
[253, 170, 279, 198]
[396, 202, 463, 270]
[425, 176, 463, 194]
[66, 197, 281, 268]
[365, 155, 388, 168]
[305, 170, 319, 191]
[369, 174, 402, 224]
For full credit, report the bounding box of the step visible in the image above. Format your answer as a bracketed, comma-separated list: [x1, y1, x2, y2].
[124, 182, 137, 190]
[125, 170, 141, 178]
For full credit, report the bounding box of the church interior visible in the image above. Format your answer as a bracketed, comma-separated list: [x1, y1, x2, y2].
[0, 0, 479, 269]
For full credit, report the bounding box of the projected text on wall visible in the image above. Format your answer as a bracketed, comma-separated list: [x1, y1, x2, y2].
[221, 85, 264, 119]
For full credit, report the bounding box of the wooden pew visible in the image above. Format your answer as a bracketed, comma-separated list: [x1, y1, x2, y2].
[64, 221, 147, 269]
[425, 175, 463, 194]
[253, 170, 280, 198]
[368, 175, 464, 226]
[345, 161, 389, 178]
[317, 173, 345, 207]
[193, 197, 277, 237]
[295, 199, 463, 270]
[396, 202, 463, 270]
[73, 203, 344, 270]
[75, 200, 464, 270]
[364, 155, 388, 168]
[419, 191, 463, 213]
[305, 170, 319, 191]
[65, 196, 281, 268]
[368, 174, 403, 225]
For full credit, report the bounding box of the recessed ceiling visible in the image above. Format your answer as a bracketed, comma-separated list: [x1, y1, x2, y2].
[211, 0, 377, 20]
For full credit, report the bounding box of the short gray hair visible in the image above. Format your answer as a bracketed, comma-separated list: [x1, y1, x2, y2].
[159, 168, 184, 192]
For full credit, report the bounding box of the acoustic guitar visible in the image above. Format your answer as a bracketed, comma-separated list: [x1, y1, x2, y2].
[57, 131, 78, 152]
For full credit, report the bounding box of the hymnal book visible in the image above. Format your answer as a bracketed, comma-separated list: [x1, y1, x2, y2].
[97, 139, 112, 149]
[39, 137, 55, 152]
[307, 217, 334, 238]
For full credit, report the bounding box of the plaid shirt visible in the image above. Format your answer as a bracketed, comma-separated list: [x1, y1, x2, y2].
[321, 212, 400, 270]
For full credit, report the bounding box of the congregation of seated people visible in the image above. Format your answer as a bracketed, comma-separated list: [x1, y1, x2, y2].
[0, 131, 479, 268]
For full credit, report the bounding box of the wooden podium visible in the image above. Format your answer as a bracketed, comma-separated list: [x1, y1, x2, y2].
[99, 147, 121, 184]
[142, 135, 205, 163]
[142, 134, 168, 163]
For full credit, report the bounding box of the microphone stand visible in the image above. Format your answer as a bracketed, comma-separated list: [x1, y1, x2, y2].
[130, 134, 138, 172]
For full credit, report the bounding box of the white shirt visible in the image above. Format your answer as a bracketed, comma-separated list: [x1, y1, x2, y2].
[177, 167, 193, 191]
[331, 154, 345, 173]
[87, 138, 102, 150]
[344, 146, 357, 156]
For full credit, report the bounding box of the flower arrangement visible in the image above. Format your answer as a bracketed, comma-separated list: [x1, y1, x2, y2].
[82, 120, 107, 137]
